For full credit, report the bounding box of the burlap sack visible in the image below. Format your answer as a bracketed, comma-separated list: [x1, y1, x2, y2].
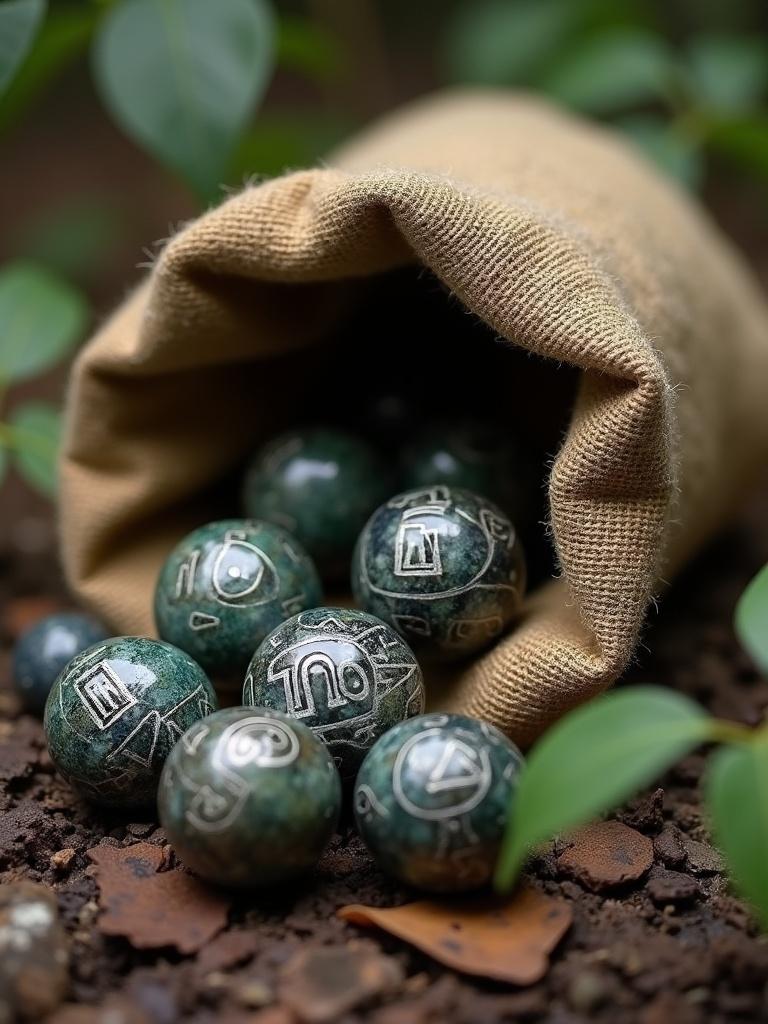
[60, 89, 768, 746]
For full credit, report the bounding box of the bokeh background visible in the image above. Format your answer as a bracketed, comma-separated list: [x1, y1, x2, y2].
[2, 0, 768, 581]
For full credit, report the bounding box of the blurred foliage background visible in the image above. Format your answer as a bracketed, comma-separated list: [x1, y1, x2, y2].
[1, 0, 767, 554]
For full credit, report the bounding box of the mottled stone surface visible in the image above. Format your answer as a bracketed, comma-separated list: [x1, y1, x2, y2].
[154, 519, 322, 675]
[242, 429, 391, 579]
[0, 882, 69, 1021]
[158, 707, 341, 887]
[44, 637, 217, 807]
[13, 612, 109, 714]
[352, 486, 526, 660]
[354, 713, 524, 893]
[244, 607, 425, 778]
[400, 419, 536, 524]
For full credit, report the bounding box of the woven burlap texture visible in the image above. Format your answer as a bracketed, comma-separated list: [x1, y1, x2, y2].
[60, 90, 768, 745]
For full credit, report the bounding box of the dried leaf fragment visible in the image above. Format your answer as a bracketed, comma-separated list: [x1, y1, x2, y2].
[338, 885, 571, 986]
[557, 821, 653, 891]
[87, 842, 230, 954]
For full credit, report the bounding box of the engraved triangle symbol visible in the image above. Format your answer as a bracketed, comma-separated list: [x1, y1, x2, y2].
[189, 611, 220, 631]
[425, 740, 483, 794]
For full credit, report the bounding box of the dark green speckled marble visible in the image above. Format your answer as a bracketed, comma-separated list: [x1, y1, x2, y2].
[13, 612, 109, 715]
[400, 419, 536, 525]
[354, 713, 524, 892]
[243, 607, 425, 779]
[154, 519, 322, 676]
[242, 429, 390, 580]
[352, 486, 526, 660]
[158, 707, 341, 887]
[43, 636, 217, 807]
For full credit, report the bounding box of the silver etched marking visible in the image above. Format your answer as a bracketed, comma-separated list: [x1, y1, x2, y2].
[392, 614, 431, 637]
[446, 616, 503, 645]
[74, 662, 137, 730]
[211, 530, 280, 607]
[394, 505, 445, 577]
[175, 549, 200, 598]
[355, 783, 390, 820]
[392, 728, 492, 821]
[217, 716, 300, 769]
[189, 611, 220, 631]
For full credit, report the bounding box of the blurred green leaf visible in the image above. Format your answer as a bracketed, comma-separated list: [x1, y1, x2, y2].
[0, 6, 96, 132]
[13, 197, 122, 281]
[9, 401, 61, 496]
[735, 563, 768, 673]
[0, 262, 87, 383]
[230, 110, 354, 179]
[708, 115, 768, 180]
[277, 14, 340, 82]
[618, 114, 705, 188]
[495, 687, 712, 890]
[0, 440, 8, 489]
[93, 0, 276, 202]
[541, 28, 674, 113]
[442, 0, 578, 85]
[708, 738, 768, 928]
[0, 0, 46, 94]
[687, 34, 768, 114]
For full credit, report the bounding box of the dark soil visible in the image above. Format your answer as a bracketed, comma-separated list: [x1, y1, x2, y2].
[2, 479, 768, 1024]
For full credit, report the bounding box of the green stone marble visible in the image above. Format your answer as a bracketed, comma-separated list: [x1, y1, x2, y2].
[13, 612, 109, 715]
[154, 519, 323, 676]
[400, 419, 536, 525]
[351, 486, 526, 660]
[242, 429, 391, 580]
[43, 636, 217, 807]
[243, 607, 425, 779]
[354, 713, 524, 892]
[158, 707, 341, 887]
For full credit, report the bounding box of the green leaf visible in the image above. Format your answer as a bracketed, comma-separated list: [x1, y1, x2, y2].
[708, 739, 768, 928]
[687, 34, 768, 115]
[9, 401, 61, 496]
[229, 110, 354, 180]
[709, 116, 768, 182]
[495, 686, 713, 890]
[735, 563, 768, 674]
[0, 436, 8, 488]
[276, 14, 340, 82]
[0, 262, 87, 383]
[442, 0, 578, 85]
[0, 7, 96, 132]
[617, 114, 704, 188]
[93, 0, 276, 202]
[0, 0, 46, 94]
[541, 28, 674, 114]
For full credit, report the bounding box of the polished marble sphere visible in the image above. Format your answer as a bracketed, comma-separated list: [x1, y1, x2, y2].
[242, 428, 390, 580]
[158, 707, 341, 887]
[354, 713, 524, 892]
[44, 636, 217, 807]
[244, 607, 425, 779]
[352, 486, 526, 660]
[13, 612, 109, 715]
[154, 519, 322, 676]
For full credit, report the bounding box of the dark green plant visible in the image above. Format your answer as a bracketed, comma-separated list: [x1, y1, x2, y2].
[496, 561, 768, 927]
[0, 261, 87, 495]
[443, 0, 768, 189]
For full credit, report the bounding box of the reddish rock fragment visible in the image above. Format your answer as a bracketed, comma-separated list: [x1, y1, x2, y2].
[558, 821, 654, 891]
[653, 825, 686, 868]
[682, 837, 725, 874]
[196, 930, 260, 974]
[87, 842, 230, 954]
[279, 945, 404, 1022]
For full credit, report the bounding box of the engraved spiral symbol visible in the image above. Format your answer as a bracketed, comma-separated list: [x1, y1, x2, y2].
[217, 716, 300, 769]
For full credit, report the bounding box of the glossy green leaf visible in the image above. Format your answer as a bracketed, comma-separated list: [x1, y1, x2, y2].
[618, 114, 704, 188]
[0, 6, 96, 132]
[687, 34, 768, 115]
[93, 0, 276, 201]
[9, 401, 61, 496]
[442, 0, 577, 85]
[0, 262, 87, 383]
[708, 739, 768, 928]
[735, 562, 768, 674]
[541, 28, 674, 113]
[495, 687, 713, 890]
[0, 0, 46, 94]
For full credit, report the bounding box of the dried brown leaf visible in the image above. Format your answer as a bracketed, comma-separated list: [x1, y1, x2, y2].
[338, 885, 571, 986]
[87, 842, 230, 954]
